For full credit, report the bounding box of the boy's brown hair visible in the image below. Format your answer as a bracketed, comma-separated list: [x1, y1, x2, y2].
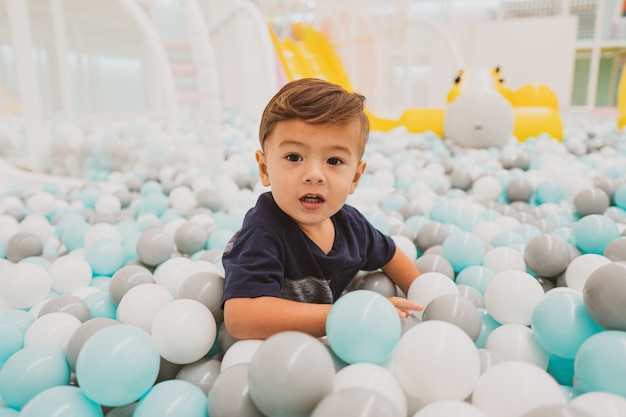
[259, 78, 369, 153]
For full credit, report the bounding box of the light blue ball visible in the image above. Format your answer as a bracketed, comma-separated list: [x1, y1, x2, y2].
[404, 215, 429, 237]
[572, 214, 620, 254]
[531, 291, 603, 359]
[0, 345, 70, 410]
[513, 224, 542, 243]
[326, 290, 401, 365]
[490, 231, 526, 248]
[547, 354, 575, 386]
[0, 407, 19, 416]
[80, 186, 102, 209]
[18, 386, 102, 417]
[0, 310, 35, 334]
[475, 308, 501, 348]
[0, 324, 22, 366]
[76, 324, 160, 407]
[85, 239, 125, 276]
[140, 180, 164, 196]
[0, 241, 5, 259]
[134, 380, 208, 417]
[207, 229, 234, 251]
[122, 235, 140, 263]
[62, 222, 90, 251]
[455, 266, 494, 294]
[534, 179, 565, 205]
[574, 330, 626, 396]
[382, 193, 408, 212]
[83, 290, 117, 319]
[441, 231, 485, 273]
[138, 193, 169, 217]
[55, 213, 87, 240]
[361, 208, 391, 235]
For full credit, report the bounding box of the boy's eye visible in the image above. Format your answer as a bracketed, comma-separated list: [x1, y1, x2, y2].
[327, 157, 343, 166]
[286, 154, 302, 162]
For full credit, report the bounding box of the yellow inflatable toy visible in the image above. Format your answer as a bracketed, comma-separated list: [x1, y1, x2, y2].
[271, 24, 562, 142]
[617, 65, 626, 130]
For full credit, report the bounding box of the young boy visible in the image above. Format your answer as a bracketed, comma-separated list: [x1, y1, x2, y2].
[221, 78, 422, 340]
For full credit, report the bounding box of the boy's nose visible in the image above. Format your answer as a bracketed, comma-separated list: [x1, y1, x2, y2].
[304, 162, 325, 184]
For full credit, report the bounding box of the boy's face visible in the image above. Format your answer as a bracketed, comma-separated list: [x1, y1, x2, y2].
[256, 118, 366, 232]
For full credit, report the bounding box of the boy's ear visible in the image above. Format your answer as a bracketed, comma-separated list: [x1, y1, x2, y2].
[349, 160, 367, 194]
[256, 150, 271, 187]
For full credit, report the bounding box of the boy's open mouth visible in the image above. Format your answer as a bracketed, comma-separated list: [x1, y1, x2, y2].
[300, 194, 325, 203]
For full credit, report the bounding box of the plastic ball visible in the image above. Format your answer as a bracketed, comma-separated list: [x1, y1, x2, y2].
[603, 236, 626, 261]
[457, 284, 485, 308]
[136, 228, 174, 267]
[23, 312, 81, 355]
[483, 246, 526, 273]
[18, 385, 102, 417]
[414, 400, 488, 417]
[333, 363, 407, 417]
[0, 345, 70, 410]
[564, 254, 611, 292]
[94, 194, 122, 216]
[574, 187, 610, 216]
[574, 330, 626, 397]
[76, 324, 160, 406]
[248, 331, 335, 417]
[116, 283, 173, 332]
[38, 295, 91, 323]
[354, 270, 397, 297]
[534, 179, 565, 204]
[475, 308, 501, 348]
[220, 339, 264, 372]
[441, 231, 485, 272]
[394, 320, 480, 404]
[312, 388, 400, 417]
[413, 254, 455, 279]
[471, 361, 566, 416]
[572, 214, 620, 255]
[583, 262, 626, 330]
[5, 232, 43, 263]
[0, 323, 23, 365]
[176, 270, 224, 323]
[520, 405, 592, 417]
[174, 221, 209, 255]
[416, 221, 451, 253]
[531, 291, 602, 358]
[48, 255, 93, 294]
[175, 358, 222, 395]
[66, 317, 119, 370]
[151, 299, 216, 364]
[483, 270, 544, 325]
[207, 364, 264, 417]
[134, 380, 207, 417]
[506, 177, 534, 202]
[523, 234, 570, 278]
[108, 264, 155, 305]
[85, 239, 125, 276]
[326, 290, 401, 364]
[455, 265, 494, 294]
[0, 263, 50, 309]
[422, 294, 481, 341]
[484, 323, 549, 369]
[407, 271, 459, 320]
[85, 223, 122, 247]
[569, 392, 626, 417]
[471, 175, 503, 203]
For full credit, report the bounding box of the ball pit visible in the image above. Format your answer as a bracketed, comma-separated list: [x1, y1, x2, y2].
[0, 110, 625, 416]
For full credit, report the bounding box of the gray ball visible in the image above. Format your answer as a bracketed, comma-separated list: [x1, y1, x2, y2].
[136, 227, 174, 267]
[174, 222, 209, 255]
[416, 222, 451, 253]
[39, 295, 91, 323]
[6, 232, 43, 262]
[457, 284, 485, 308]
[574, 188, 610, 216]
[176, 358, 222, 395]
[414, 254, 454, 279]
[109, 264, 155, 305]
[506, 177, 534, 202]
[207, 364, 264, 417]
[355, 271, 397, 298]
[604, 236, 626, 262]
[422, 293, 481, 341]
[312, 388, 401, 417]
[583, 262, 626, 331]
[524, 234, 570, 278]
[177, 271, 225, 323]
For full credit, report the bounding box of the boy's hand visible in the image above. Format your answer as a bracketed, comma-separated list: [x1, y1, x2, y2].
[388, 296, 423, 319]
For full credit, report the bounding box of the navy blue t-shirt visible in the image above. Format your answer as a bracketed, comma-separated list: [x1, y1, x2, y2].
[221, 192, 396, 305]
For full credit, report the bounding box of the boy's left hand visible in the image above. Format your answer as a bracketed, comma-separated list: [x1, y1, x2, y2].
[388, 296, 423, 319]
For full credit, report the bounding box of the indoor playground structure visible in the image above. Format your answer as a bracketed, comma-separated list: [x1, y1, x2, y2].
[1, 1, 626, 417]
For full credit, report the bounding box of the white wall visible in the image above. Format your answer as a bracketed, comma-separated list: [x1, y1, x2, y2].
[427, 16, 579, 109]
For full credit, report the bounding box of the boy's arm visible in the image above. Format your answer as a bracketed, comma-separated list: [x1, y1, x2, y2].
[224, 296, 332, 340]
[381, 247, 423, 315]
